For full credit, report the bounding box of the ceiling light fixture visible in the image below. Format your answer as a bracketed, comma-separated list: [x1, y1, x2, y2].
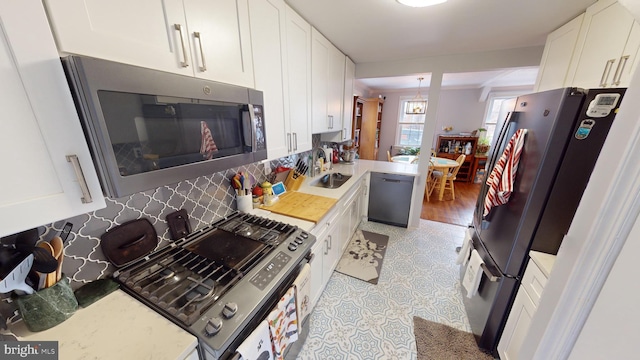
[406, 77, 427, 114]
[396, 0, 447, 8]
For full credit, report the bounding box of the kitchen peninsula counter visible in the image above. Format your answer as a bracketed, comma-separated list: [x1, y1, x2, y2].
[9, 290, 198, 360]
[254, 159, 420, 231]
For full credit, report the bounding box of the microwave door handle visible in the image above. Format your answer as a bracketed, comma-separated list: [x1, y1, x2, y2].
[243, 105, 257, 151]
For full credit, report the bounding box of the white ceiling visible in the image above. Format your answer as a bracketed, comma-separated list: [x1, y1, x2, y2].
[285, 0, 596, 90]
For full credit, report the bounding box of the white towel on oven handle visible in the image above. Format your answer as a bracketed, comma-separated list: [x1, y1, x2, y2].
[236, 320, 274, 360]
[462, 249, 484, 298]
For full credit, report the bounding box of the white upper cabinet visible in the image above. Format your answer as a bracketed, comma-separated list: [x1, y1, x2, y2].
[249, 0, 288, 159]
[249, 0, 311, 159]
[183, 0, 254, 87]
[43, 0, 254, 88]
[284, 6, 312, 154]
[342, 57, 356, 141]
[534, 14, 584, 92]
[312, 28, 345, 134]
[0, 0, 105, 238]
[567, 0, 638, 88]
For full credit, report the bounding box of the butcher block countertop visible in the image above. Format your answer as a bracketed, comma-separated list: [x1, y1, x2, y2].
[261, 191, 337, 223]
[9, 290, 198, 360]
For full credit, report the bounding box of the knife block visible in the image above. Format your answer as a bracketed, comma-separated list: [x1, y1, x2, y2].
[284, 170, 305, 191]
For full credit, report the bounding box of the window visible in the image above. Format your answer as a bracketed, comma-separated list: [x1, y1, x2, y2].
[396, 96, 427, 146]
[482, 94, 520, 144]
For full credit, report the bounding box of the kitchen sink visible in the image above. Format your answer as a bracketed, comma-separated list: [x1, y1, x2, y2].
[312, 173, 352, 189]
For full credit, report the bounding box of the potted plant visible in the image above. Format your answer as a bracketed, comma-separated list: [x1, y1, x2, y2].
[476, 128, 490, 155]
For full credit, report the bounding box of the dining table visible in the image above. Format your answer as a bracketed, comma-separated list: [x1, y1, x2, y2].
[429, 156, 462, 201]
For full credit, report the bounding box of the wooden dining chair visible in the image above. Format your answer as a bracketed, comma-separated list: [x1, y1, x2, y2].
[424, 160, 436, 201]
[387, 150, 392, 162]
[431, 155, 466, 200]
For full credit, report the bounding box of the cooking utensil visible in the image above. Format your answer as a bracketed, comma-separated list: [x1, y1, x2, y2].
[31, 246, 59, 274]
[50, 236, 64, 282]
[101, 218, 158, 267]
[0, 228, 39, 254]
[60, 222, 73, 243]
[0, 254, 35, 295]
[38, 241, 57, 288]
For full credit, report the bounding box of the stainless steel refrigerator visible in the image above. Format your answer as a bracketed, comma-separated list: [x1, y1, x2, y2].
[461, 87, 626, 355]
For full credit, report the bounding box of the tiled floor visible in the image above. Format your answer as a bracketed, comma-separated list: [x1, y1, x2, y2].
[296, 219, 471, 359]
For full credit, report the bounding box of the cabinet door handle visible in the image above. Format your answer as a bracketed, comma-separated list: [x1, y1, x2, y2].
[327, 235, 332, 250]
[287, 133, 292, 152]
[174, 24, 189, 68]
[612, 55, 630, 86]
[293, 132, 298, 151]
[599, 59, 616, 87]
[194, 31, 207, 72]
[324, 239, 329, 255]
[343, 127, 347, 140]
[66, 155, 93, 204]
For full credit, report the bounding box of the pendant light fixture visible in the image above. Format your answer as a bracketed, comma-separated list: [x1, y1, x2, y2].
[406, 77, 426, 114]
[396, 0, 447, 8]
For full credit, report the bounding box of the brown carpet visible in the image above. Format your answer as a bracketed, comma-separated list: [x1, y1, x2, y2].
[413, 317, 494, 360]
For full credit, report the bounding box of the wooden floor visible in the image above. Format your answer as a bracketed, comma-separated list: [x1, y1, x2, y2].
[420, 181, 482, 227]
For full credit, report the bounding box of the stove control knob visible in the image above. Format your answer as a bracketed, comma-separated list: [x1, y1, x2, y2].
[204, 317, 223, 337]
[294, 237, 304, 244]
[288, 243, 298, 251]
[299, 232, 309, 239]
[223, 302, 238, 319]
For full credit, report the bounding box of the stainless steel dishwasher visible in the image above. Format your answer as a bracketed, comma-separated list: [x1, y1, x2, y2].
[368, 172, 414, 227]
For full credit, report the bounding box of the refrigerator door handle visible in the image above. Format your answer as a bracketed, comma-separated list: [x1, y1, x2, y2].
[480, 263, 501, 282]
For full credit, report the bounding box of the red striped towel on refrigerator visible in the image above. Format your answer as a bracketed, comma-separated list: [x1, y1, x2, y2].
[200, 121, 218, 160]
[483, 129, 528, 217]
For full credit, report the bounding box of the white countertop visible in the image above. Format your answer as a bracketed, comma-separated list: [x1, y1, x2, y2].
[529, 251, 557, 278]
[252, 159, 420, 232]
[10, 290, 198, 360]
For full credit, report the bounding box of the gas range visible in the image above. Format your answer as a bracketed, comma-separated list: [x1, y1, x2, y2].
[113, 212, 315, 359]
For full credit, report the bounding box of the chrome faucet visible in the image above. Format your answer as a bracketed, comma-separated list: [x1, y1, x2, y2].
[310, 147, 324, 177]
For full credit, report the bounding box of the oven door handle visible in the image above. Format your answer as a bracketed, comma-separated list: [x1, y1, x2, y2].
[306, 252, 315, 264]
[229, 353, 241, 360]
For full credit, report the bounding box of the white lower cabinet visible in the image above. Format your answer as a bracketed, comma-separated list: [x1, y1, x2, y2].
[0, 0, 106, 238]
[498, 255, 551, 360]
[309, 208, 341, 308]
[308, 179, 365, 309]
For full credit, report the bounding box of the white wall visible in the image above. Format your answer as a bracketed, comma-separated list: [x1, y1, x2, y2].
[371, 86, 532, 161]
[567, 211, 640, 359]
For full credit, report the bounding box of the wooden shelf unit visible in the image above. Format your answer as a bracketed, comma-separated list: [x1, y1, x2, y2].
[435, 135, 479, 182]
[358, 97, 384, 160]
[352, 96, 364, 148]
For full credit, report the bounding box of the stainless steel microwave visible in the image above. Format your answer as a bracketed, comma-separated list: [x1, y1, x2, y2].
[62, 56, 266, 198]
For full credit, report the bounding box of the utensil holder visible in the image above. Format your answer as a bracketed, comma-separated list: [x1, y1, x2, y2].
[15, 276, 78, 332]
[284, 170, 305, 191]
[236, 194, 253, 213]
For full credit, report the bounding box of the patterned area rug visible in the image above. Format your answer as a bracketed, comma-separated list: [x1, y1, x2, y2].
[413, 316, 493, 360]
[335, 230, 388, 284]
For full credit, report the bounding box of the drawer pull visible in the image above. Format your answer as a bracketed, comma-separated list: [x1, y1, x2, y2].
[612, 55, 630, 86]
[66, 155, 93, 204]
[174, 24, 189, 68]
[194, 31, 207, 72]
[599, 59, 615, 87]
[481, 263, 500, 282]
